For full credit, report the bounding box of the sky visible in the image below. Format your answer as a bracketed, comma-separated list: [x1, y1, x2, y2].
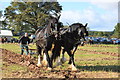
[0, 0, 119, 31]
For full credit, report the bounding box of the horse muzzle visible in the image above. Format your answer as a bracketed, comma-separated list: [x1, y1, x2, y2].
[84, 31, 88, 36]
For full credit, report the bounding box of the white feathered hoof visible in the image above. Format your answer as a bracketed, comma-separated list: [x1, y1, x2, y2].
[71, 66, 78, 71]
[68, 63, 78, 71]
[47, 67, 52, 71]
[37, 64, 42, 67]
[42, 60, 48, 67]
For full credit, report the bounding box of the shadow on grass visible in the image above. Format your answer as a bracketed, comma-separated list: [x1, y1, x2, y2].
[77, 65, 120, 72]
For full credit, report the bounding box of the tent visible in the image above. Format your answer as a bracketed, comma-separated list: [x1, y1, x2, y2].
[0, 30, 13, 42]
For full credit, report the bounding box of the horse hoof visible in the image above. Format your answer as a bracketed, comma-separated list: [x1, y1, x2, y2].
[61, 58, 67, 63]
[42, 60, 48, 67]
[37, 64, 42, 67]
[47, 67, 52, 71]
[68, 65, 72, 69]
[71, 67, 77, 71]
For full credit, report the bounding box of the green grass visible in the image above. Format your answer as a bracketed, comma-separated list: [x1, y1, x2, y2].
[63, 51, 119, 66]
[75, 50, 117, 58]
[12, 36, 20, 39]
[78, 44, 118, 53]
[0, 43, 20, 53]
[0, 43, 36, 54]
[98, 44, 119, 47]
[59, 45, 119, 72]
[7, 64, 27, 72]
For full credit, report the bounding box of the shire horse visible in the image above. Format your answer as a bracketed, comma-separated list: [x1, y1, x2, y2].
[51, 23, 88, 71]
[35, 16, 60, 70]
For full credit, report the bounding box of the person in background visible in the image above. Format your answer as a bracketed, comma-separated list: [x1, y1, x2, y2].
[0, 37, 3, 43]
[19, 33, 30, 55]
[4, 37, 8, 43]
[2, 37, 4, 43]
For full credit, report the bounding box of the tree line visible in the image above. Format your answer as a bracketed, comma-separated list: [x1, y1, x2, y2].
[1, 1, 62, 34]
[88, 23, 120, 38]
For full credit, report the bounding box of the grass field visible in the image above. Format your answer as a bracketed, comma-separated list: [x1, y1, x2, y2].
[1, 43, 120, 78]
[78, 44, 118, 53]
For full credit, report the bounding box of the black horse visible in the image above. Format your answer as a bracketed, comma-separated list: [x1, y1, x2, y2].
[51, 23, 88, 71]
[35, 16, 61, 70]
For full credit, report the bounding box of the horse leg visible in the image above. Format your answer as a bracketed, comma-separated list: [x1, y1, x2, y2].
[61, 49, 67, 63]
[68, 46, 77, 64]
[55, 42, 62, 67]
[42, 52, 48, 67]
[55, 56, 62, 67]
[67, 50, 77, 71]
[44, 49, 52, 70]
[36, 46, 42, 67]
[51, 48, 62, 67]
[71, 53, 77, 71]
[51, 40, 62, 67]
[51, 47, 61, 67]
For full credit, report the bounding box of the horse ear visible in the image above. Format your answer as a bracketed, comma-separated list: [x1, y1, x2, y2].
[85, 23, 88, 27]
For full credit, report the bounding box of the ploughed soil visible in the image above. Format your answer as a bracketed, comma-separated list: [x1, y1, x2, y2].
[1, 48, 119, 78]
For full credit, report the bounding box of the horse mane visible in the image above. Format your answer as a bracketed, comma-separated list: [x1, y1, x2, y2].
[35, 27, 44, 35]
[70, 23, 84, 28]
[68, 23, 81, 32]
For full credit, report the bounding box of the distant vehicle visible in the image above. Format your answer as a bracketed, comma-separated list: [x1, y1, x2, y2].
[0, 30, 13, 42]
[11, 38, 18, 43]
[86, 37, 119, 44]
[114, 39, 120, 44]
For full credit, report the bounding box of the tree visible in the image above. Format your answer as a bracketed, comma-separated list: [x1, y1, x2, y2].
[4, 1, 62, 33]
[112, 23, 120, 38]
[0, 10, 2, 28]
[97, 32, 104, 37]
[0, 10, 2, 17]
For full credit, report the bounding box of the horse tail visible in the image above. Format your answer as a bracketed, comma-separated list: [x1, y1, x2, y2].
[51, 40, 61, 62]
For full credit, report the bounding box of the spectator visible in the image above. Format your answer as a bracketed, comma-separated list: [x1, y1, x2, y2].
[1, 37, 4, 43]
[0, 37, 3, 43]
[4, 37, 8, 43]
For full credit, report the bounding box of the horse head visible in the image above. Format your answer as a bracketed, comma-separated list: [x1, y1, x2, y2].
[49, 15, 61, 31]
[69, 23, 88, 40]
[78, 23, 88, 37]
[48, 15, 63, 37]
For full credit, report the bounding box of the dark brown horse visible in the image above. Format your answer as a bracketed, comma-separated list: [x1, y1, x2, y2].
[35, 16, 61, 70]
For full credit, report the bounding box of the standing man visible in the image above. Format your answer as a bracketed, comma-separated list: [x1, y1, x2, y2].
[19, 33, 30, 55]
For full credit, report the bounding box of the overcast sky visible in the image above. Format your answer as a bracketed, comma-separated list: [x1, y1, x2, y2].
[0, 0, 119, 31]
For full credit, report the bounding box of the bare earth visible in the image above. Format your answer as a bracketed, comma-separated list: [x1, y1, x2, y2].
[1, 48, 119, 79]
